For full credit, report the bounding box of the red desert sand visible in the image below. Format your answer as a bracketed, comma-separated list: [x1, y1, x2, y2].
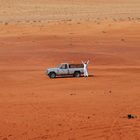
[0, 0, 140, 140]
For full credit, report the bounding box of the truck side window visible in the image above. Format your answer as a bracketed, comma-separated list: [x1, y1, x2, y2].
[60, 64, 67, 69]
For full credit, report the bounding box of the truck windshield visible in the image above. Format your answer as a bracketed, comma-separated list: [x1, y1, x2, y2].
[57, 64, 61, 68]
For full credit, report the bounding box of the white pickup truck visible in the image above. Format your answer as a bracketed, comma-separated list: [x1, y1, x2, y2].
[47, 63, 84, 78]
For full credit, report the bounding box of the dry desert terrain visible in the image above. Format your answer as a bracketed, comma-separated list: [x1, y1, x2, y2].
[0, 0, 140, 140]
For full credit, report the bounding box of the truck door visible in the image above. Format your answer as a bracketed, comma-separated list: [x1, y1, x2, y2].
[58, 64, 69, 75]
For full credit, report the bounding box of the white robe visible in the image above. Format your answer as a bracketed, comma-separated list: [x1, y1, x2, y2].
[83, 64, 88, 76]
[82, 61, 89, 77]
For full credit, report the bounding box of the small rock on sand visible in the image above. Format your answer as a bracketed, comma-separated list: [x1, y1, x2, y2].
[127, 114, 137, 119]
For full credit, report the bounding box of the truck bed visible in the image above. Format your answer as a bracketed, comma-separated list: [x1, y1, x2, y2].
[69, 64, 84, 68]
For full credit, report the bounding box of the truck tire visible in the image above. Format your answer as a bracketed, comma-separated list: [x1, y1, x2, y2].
[49, 72, 56, 78]
[74, 71, 81, 78]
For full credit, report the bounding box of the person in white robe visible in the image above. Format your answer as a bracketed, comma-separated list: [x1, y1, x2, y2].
[82, 60, 89, 77]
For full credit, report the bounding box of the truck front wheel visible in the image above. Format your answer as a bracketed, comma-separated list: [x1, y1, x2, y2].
[49, 72, 56, 78]
[74, 72, 81, 78]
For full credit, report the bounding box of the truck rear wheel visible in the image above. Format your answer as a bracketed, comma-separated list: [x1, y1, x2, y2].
[49, 72, 56, 78]
[74, 72, 81, 78]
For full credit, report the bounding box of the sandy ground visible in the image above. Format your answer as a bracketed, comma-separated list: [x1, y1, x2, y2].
[0, 0, 140, 23]
[0, 1, 140, 140]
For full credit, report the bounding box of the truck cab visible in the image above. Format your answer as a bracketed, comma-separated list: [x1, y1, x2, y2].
[57, 63, 69, 75]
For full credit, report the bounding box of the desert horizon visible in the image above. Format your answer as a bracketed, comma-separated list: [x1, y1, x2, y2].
[0, 0, 140, 23]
